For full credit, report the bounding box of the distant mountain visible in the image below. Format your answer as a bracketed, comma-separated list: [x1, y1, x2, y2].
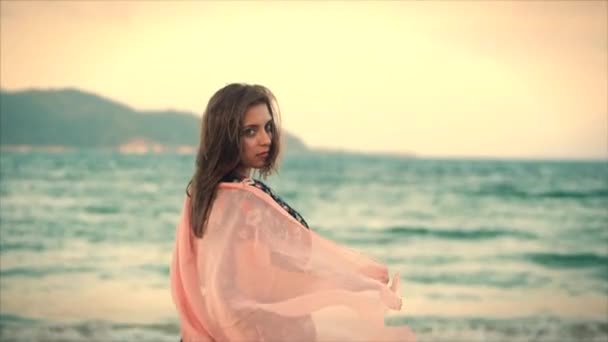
[0, 88, 308, 153]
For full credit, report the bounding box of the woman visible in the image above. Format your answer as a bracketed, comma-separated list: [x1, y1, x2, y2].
[170, 83, 415, 341]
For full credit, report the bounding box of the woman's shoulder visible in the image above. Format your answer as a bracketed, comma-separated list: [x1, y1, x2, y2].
[218, 177, 310, 230]
[219, 173, 276, 196]
[217, 179, 273, 202]
[216, 180, 292, 219]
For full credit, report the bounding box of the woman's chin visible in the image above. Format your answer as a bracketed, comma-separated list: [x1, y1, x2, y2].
[248, 163, 265, 171]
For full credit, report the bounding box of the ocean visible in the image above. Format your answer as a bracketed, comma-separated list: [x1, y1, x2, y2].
[1, 150, 607, 342]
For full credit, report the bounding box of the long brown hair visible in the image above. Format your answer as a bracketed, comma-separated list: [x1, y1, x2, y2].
[187, 83, 282, 238]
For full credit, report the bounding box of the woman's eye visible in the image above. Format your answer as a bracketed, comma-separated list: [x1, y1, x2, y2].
[243, 128, 255, 136]
[265, 123, 273, 133]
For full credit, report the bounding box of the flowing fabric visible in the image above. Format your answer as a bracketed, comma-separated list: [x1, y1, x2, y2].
[170, 182, 416, 342]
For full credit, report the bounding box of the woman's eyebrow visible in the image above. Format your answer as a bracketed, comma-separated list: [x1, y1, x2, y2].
[242, 119, 272, 128]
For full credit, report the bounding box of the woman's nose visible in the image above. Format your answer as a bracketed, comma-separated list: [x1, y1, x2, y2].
[259, 130, 271, 145]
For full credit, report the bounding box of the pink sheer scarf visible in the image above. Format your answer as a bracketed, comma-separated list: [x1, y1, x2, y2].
[170, 182, 416, 341]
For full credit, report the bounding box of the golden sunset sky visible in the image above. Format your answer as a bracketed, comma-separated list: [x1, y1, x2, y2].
[1, 0, 606, 158]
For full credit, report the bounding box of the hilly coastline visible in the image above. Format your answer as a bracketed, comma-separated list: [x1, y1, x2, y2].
[0, 88, 308, 154]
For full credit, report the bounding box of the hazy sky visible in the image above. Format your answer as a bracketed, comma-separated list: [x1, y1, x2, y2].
[1, 0, 606, 158]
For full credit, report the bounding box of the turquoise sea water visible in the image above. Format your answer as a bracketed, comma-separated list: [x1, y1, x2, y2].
[1, 151, 607, 341]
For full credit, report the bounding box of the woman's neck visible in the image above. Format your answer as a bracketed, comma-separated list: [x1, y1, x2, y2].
[233, 166, 251, 179]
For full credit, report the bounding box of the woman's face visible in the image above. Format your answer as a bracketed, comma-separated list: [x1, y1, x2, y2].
[238, 103, 273, 173]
